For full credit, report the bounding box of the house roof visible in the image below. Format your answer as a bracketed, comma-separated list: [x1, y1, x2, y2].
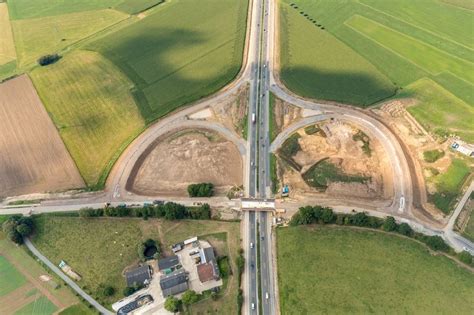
[157, 255, 179, 270]
[125, 265, 151, 287]
[160, 269, 188, 297]
[203, 247, 215, 263]
[197, 263, 215, 282]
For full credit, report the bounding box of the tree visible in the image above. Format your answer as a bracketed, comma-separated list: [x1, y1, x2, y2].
[8, 231, 23, 244]
[187, 183, 214, 197]
[350, 212, 369, 227]
[16, 223, 32, 236]
[164, 202, 187, 220]
[383, 216, 397, 232]
[164, 296, 181, 313]
[458, 251, 472, 265]
[182, 290, 200, 305]
[397, 223, 413, 236]
[37, 54, 60, 66]
[123, 286, 135, 296]
[320, 207, 336, 224]
[423, 235, 448, 251]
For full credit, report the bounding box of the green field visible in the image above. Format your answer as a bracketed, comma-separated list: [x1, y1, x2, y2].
[14, 296, 57, 315]
[0, 3, 16, 65]
[88, 0, 248, 122]
[429, 158, 471, 214]
[279, 4, 395, 106]
[30, 50, 145, 186]
[280, 0, 474, 140]
[277, 226, 474, 314]
[32, 216, 240, 311]
[302, 159, 369, 189]
[12, 9, 128, 68]
[0, 255, 26, 296]
[58, 304, 95, 315]
[115, 0, 164, 14]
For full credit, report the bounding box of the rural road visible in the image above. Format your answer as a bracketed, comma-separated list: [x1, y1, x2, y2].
[24, 238, 113, 315]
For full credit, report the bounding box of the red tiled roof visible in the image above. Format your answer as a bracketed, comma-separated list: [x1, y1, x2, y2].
[197, 263, 214, 283]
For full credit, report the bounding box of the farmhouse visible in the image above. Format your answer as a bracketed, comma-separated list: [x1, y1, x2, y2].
[197, 247, 220, 283]
[125, 265, 152, 287]
[160, 269, 189, 297]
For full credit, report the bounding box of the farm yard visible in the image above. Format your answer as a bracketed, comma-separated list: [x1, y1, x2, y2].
[87, 0, 249, 121]
[277, 226, 474, 314]
[31, 215, 241, 312]
[30, 50, 145, 187]
[280, 0, 474, 141]
[0, 232, 87, 314]
[0, 75, 84, 197]
[128, 129, 243, 197]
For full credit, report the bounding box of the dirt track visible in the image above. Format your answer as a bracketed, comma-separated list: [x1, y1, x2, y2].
[128, 129, 243, 196]
[0, 75, 84, 197]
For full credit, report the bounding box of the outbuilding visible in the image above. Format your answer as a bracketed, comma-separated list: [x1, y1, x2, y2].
[125, 265, 152, 287]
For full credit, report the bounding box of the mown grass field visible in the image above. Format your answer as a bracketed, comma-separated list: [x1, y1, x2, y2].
[0, 3, 16, 65]
[0, 256, 26, 296]
[280, 0, 474, 141]
[277, 226, 474, 314]
[32, 216, 240, 312]
[12, 9, 128, 68]
[115, 0, 164, 15]
[14, 296, 58, 315]
[88, 0, 248, 122]
[30, 50, 145, 186]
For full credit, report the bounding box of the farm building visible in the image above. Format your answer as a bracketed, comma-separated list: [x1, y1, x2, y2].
[160, 269, 189, 297]
[125, 265, 152, 287]
[158, 255, 180, 272]
[197, 247, 220, 283]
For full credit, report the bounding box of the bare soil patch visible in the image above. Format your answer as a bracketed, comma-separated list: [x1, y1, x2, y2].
[210, 85, 249, 137]
[278, 120, 392, 200]
[128, 129, 243, 196]
[0, 75, 84, 197]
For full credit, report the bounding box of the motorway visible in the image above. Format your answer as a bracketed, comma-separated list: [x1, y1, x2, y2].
[2, 0, 474, 314]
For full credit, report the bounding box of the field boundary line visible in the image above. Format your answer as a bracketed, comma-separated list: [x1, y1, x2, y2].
[356, 0, 474, 52]
[344, 14, 474, 69]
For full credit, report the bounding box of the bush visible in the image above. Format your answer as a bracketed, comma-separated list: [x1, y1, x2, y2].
[123, 286, 136, 296]
[164, 296, 181, 312]
[423, 149, 445, 163]
[420, 235, 449, 252]
[383, 216, 398, 232]
[280, 133, 301, 157]
[103, 286, 115, 297]
[182, 290, 200, 305]
[37, 54, 60, 66]
[397, 223, 413, 236]
[187, 183, 214, 197]
[458, 251, 472, 265]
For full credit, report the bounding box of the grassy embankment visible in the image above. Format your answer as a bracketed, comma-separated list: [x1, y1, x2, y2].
[277, 226, 474, 314]
[32, 215, 240, 312]
[281, 0, 474, 142]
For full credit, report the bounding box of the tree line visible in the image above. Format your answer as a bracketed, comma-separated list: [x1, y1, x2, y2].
[290, 205, 473, 266]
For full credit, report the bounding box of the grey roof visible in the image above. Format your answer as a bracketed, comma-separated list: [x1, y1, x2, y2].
[125, 265, 151, 287]
[203, 247, 215, 263]
[160, 270, 188, 297]
[157, 255, 179, 270]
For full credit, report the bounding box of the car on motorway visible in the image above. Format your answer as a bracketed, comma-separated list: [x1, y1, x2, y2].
[266, 292, 269, 299]
[250, 242, 254, 249]
[251, 303, 255, 310]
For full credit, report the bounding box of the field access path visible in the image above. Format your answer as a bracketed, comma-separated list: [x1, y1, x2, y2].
[2, 0, 474, 314]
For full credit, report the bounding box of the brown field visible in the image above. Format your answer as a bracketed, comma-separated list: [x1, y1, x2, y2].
[0, 75, 84, 197]
[128, 129, 243, 196]
[279, 121, 393, 200]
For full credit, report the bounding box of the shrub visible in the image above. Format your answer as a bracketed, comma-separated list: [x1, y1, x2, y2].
[423, 149, 445, 163]
[280, 133, 301, 157]
[123, 286, 136, 296]
[350, 212, 369, 227]
[421, 235, 449, 252]
[383, 216, 398, 232]
[187, 183, 214, 197]
[182, 290, 200, 305]
[164, 296, 181, 312]
[397, 223, 413, 236]
[103, 286, 115, 296]
[458, 251, 472, 265]
[37, 54, 60, 66]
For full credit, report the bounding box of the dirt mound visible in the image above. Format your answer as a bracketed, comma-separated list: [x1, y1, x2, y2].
[128, 129, 242, 196]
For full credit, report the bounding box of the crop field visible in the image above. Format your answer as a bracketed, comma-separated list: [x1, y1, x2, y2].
[0, 3, 16, 66]
[0, 233, 82, 314]
[277, 226, 474, 314]
[12, 9, 128, 68]
[30, 50, 145, 186]
[88, 0, 248, 122]
[115, 0, 164, 15]
[32, 215, 240, 312]
[0, 75, 84, 197]
[280, 0, 474, 140]
[279, 5, 395, 106]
